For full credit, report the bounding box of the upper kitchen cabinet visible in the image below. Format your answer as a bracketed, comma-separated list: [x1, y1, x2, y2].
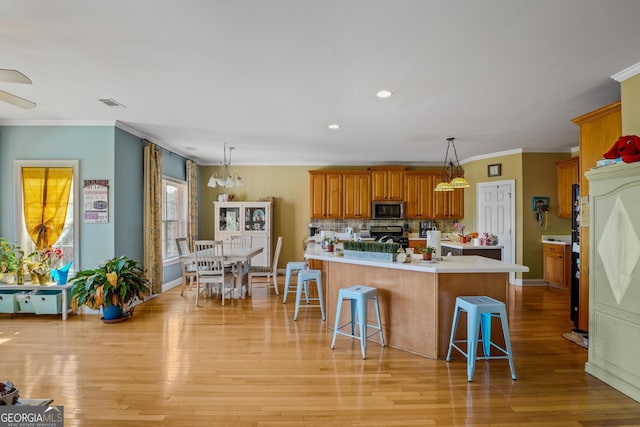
[572, 101, 621, 196]
[343, 171, 372, 219]
[556, 157, 579, 218]
[309, 171, 343, 219]
[404, 172, 434, 219]
[404, 171, 464, 219]
[370, 166, 405, 201]
[433, 185, 464, 219]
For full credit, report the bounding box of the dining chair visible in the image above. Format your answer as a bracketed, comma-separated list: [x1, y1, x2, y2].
[194, 240, 234, 306]
[227, 234, 254, 278]
[176, 237, 196, 296]
[248, 236, 282, 296]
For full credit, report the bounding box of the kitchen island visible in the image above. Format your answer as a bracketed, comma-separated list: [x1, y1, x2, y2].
[305, 246, 528, 359]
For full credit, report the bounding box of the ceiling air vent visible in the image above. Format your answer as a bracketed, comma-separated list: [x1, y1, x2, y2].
[98, 98, 126, 108]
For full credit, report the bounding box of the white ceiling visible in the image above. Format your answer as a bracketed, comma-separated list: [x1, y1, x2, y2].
[1, 0, 640, 166]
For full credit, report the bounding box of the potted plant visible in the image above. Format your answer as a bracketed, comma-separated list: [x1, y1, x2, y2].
[418, 245, 436, 261]
[26, 246, 64, 284]
[70, 256, 149, 321]
[323, 237, 337, 252]
[342, 241, 400, 262]
[0, 238, 24, 284]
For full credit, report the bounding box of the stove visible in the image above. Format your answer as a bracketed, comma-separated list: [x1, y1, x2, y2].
[369, 225, 409, 248]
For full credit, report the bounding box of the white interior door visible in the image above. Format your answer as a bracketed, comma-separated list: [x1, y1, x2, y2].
[477, 180, 516, 283]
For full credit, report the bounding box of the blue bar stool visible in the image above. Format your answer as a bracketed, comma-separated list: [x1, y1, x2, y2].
[446, 296, 516, 381]
[283, 261, 307, 304]
[294, 269, 325, 321]
[331, 285, 385, 359]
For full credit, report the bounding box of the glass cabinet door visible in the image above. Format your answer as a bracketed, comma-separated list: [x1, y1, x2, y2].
[244, 206, 267, 232]
[219, 206, 241, 232]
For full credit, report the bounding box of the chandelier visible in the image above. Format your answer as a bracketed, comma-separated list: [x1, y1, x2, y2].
[207, 143, 244, 188]
[434, 137, 470, 192]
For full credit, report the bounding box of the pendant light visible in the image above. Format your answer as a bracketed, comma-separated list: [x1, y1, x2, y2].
[207, 143, 244, 188]
[434, 137, 469, 192]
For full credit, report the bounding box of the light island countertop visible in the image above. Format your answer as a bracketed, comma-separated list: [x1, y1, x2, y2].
[304, 245, 528, 274]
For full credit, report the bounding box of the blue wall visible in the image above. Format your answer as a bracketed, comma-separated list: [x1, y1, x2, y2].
[114, 128, 145, 261]
[0, 126, 116, 269]
[0, 125, 188, 287]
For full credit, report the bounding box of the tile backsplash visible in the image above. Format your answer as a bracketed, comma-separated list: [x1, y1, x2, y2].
[309, 218, 458, 236]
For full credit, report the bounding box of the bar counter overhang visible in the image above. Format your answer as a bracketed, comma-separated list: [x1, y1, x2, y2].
[305, 247, 529, 359]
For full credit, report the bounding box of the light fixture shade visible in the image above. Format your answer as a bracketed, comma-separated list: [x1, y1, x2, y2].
[449, 177, 470, 188]
[434, 181, 454, 192]
[208, 144, 244, 189]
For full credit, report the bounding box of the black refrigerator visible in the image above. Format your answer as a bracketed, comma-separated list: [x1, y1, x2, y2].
[570, 184, 583, 331]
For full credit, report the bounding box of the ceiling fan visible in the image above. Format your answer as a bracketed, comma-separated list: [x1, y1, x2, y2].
[0, 69, 36, 109]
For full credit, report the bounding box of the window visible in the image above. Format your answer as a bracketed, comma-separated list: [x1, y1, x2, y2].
[162, 177, 187, 261]
[14, 160, 80, 272]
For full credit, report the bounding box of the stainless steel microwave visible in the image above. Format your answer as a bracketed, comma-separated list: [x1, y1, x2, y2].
[372, 201, 405, 220]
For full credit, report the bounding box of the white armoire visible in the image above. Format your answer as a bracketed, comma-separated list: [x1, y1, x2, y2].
[585, 162, 640, 402]
[213, 201, 273, 268]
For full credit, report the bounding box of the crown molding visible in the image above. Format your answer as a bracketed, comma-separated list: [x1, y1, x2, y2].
[611, 61, 640, 82]
[0, 119, 116, 126]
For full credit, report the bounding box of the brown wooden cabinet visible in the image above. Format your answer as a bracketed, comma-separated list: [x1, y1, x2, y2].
[571, 101, 621, 331]
[446, 187, 464, 219]
[543, 243, 571, 289]
[404, 172, 434, 219]
[309, 171, 343, 219]
[408, 239, 427, 249]
[342, 171, 371, 219]
[556, 157, 579, 219]
[404, 172, 464, 219]
[433, 184, 464, 219]
[370, 166, 404, 201]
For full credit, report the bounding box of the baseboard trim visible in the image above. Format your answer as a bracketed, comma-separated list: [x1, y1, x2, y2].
[162, 278, 183, 293]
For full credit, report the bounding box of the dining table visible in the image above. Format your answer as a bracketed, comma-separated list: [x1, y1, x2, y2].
[181, 246, 263, 299]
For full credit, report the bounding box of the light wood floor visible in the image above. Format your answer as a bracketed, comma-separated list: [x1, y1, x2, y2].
[2, 281, 640, 426]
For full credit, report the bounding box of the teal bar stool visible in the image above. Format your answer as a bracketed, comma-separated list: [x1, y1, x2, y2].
[293, 269, 325, 321]
[331, 285, 385, 359]
[283, 261, 307, 304]
[446, 296, 516, 381]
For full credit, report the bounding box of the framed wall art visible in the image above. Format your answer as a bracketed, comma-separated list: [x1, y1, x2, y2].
[488, 163, 502, 177]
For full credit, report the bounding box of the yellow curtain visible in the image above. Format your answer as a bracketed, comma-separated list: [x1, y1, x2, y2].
[22, 167, 73, 250]
[144, 143, 163, 294]
[186, 160, 199, 251]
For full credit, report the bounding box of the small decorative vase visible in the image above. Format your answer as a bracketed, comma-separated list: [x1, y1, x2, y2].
[31, 270, 51, 284]
[423, 253, 432, 261]
[325, 244, 334, 252]
[103, 305, 124, 321]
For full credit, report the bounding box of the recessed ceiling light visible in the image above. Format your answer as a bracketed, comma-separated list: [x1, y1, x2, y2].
[376, 89, 393, 99]
[328, 124, 340, 130]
